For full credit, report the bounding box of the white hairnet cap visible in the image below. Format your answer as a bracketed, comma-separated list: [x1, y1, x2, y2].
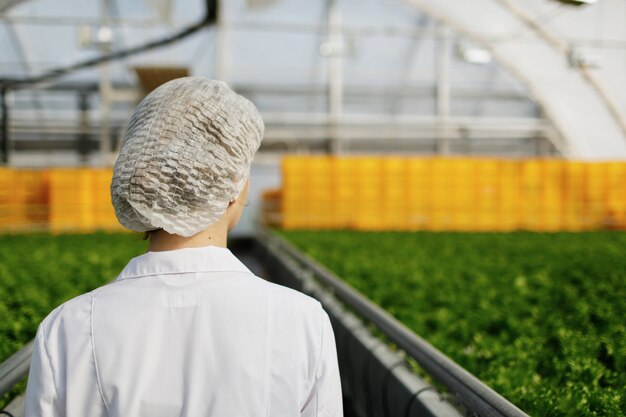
[111, 77, 264, 237]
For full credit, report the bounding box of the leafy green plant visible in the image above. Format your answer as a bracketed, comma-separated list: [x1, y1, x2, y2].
[0, 232, 145, 408]
[279, 230, 626, 417]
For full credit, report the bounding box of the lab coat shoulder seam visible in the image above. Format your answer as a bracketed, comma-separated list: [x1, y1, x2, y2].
[38, 323, 61, 412]
[314, 303, 325, 416]
[264, 285, 273, 417]
[39, 301, 67, 329]
[314, 302, 325, 381]
[90, 291, 112, 417]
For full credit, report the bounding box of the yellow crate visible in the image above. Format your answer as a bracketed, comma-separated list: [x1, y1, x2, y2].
[407, 159, 430, 186]
[496, 208, 519, 231]
[332, 158, 357, 203]
[353, 211, 381, 230]
[49, 169, 91, 232]
[334, 201, 355, 228]
[475, 160, 499, 205]
[606, 163, 626, 211]
[48, 168, 120, 232]
[583, 163, 608, 228]
[539, 211, 564, 231]
[382, 158, 407, 201]
[281, 213, 308, 229]
[92, 169, 123, 230]
[450, 211, 474, 231]
[0, 169, 49, 231]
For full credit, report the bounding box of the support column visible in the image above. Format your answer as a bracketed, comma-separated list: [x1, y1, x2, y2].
[327, 0, 343, 154]
[1, 88, 8, 165]
[99, 64, 113, 165]
[99, 0, 113, 166]
[78, 91, 91, 164]
[216, 0, 230, 82]
[436, 23, 451, 155]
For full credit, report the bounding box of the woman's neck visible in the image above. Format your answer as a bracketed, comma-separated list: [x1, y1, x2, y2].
[147, 221, 229, 252]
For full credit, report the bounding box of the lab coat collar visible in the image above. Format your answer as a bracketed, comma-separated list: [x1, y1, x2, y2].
[115, 245, 252, 281]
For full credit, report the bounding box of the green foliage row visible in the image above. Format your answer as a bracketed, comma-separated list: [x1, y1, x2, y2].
[0, 232, 146, 408]
[279, 230, 626, 417]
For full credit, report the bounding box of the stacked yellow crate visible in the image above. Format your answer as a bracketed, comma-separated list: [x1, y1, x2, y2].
[277, 156, 626, 231]
[605, 162, 626, 229]
[0, 169, 48, 232]
[49, 169, 94, 232]
[381, 158, 407, 229]
[584, 163, 607, 229]
[474, 159, 499, 231]
[519, 160, 542, 230]
[308, 157, 333, 228]
[353, 158, 383, 230]
[332, 157, 357, 229]
[430, 159, 451, 230]
[48, 168, 124, 233]
[3, 159, 624, 233]
[497, 161, 520, 231]
[450, 159, 476, 231]
[0, 169, 10, 229]
[539, 160, 564, 231]
[406, 159, 429, 230]
[281, 157, 309, 229]
[92, 169, 122, 230]
[562, 162, 586, 231]
[260, 189, 282, 227]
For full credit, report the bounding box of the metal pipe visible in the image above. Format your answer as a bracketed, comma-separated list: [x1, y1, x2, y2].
[0, 0, 217, 91]
[0, 341, 33, 398]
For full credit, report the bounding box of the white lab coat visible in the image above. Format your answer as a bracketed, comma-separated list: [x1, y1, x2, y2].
[24, 245, 343, 417]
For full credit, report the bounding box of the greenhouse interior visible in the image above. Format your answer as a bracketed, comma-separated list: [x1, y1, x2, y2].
[0, 0, 625, 416]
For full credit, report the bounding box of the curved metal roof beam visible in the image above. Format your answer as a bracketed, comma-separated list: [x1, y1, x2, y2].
[0, 0, 31, 14]
[494, 0, 626, 147]
[404, 0, 626, 159]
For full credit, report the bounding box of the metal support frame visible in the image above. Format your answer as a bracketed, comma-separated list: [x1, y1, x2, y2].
[436, 22, 451, 155]
[474, 64, 500, 118]
[97, 0, 113, 166]
[493, 0, 626, 140]
[326, 0, 343, 154]
[98, 65, 112, 165]
[1, 88, 8, 165]
[77, 91, 91, 163]
[390, 14, 430, 115]
[4, 20, 45, 125]
[307, 3, 328, 113]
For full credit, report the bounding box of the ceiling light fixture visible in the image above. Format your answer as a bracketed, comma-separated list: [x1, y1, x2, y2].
[456, 41, 493, 65]
[552, 0, 598, 6]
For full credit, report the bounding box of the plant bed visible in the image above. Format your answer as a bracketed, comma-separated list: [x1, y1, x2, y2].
[279, 230, 626, 417]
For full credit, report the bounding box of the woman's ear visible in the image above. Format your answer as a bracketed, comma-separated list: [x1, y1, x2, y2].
[226, 180, 249, 211]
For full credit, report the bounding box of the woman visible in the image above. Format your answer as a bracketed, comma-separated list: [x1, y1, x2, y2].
[24, 77, 343, 417]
